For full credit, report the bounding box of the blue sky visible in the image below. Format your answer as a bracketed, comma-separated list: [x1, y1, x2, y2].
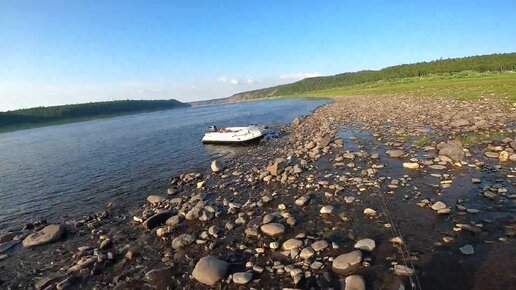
[1, 0, 515, 110]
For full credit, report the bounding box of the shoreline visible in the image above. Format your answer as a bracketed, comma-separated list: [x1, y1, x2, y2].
[1, 95, 515, 289]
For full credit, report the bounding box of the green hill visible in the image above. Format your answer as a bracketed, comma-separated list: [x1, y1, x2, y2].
[229, 53, 516, 101]
[0, 99, 190, 132]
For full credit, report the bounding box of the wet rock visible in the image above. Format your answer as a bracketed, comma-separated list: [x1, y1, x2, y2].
[459, 244, 475, 255]
[295, 195, 311, 206]
[300, 247, 315, 259]
[172, 234, 195, 249]
[260, 223, 285, 236]
[35, 274, 64, 290]
[332, 250, 362, 273]
[438, 140, 464, 162]
[354, 238, 376, 251]
[192, 256, 229, 286]
[232, 272, 253, 284]
[0, 240, 20, 253]
[147, 195, 165, 204]
[363, 208, 377, 217]
[22, 224, 65, 248]
[0, 232, 17, 243]
[485, 151, 499, 158]
[341, 275, 366, 290]
[283, 238, 303, 250]
[56, 276, 80, 290]
[499, 151, 509, 162]
[211, 159, 225, 173]
[143, 211, 172, 230]
[386, 150, 405, 158]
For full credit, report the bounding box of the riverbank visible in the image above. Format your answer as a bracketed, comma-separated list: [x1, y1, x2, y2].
[1, 95, 515, 290]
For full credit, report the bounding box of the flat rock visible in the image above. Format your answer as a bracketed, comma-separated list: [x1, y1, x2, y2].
[172, 234, 195, 249]
[192, 256, 229, 285]
[320, 205, 334, 214]
[485, 151, 499, 158]
[311, 240, 329, 252]
[438, 140, 464, 162]
[283, 238, 303, 250]
[386, 150, 405, 158]
[232, 272, 253, 284]
[147, 195, 165, 204]
[354, 238, 376, 251]
[403, 162, 419, 169]
[22, 224, 65, 248]
[260, 223, 285, 236]
[394, 265, 415, 276]
[431, 201, 447, 211]
[332, 250, 362, 273]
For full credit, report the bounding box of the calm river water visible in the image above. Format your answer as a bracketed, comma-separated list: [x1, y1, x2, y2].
[0, 98, 327, 230]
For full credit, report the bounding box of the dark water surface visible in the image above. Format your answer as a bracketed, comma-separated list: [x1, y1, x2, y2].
[0, 98, 328, 230]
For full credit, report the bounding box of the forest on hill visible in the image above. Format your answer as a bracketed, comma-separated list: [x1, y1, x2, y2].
[0, 99, 190, 132]
[229, 53, 516, 101]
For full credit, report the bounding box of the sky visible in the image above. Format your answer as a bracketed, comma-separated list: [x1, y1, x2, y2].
[0, 0, 515, 111]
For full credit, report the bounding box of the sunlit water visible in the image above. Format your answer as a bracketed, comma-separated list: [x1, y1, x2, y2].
[0, 98, 327, 230]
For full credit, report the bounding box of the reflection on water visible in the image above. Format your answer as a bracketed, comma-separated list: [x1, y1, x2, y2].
[0, 98, 328, 230]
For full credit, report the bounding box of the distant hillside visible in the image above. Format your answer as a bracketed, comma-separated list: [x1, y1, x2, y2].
[0, 99, 190, 132]
[229, 53, 516, 101]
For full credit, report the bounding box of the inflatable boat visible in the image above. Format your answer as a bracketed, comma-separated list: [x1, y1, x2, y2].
[202, 125, 265, 144]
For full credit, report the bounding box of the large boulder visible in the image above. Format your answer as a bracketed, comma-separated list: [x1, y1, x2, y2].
[192, 256, 228, 285]
[266, 158, 286, 176]
[22, 224, 65, 248]
[438, 140, 464, 162]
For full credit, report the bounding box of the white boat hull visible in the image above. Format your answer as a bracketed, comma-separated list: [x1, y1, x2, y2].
[202, 125, 264, 144]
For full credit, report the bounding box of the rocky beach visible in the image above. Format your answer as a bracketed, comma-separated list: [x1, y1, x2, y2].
[1, 95, 515, 290]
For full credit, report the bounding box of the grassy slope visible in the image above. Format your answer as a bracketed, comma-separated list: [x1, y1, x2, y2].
[282, 72, 516, 102]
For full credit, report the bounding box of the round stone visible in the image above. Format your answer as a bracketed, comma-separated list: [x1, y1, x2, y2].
[260, 223, 285, 236]
[311, 240, 329, 252]
[147, 195, 165, 204]
[343, 275, 366, 290]
[192, 256, 229, 285]
[320, 205, 334, 214]
[232, 272, 252, 284]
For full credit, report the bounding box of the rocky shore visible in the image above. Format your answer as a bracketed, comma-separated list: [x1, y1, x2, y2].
[1, 95, 515, 290]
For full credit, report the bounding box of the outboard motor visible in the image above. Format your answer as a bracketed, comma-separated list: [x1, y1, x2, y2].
[208, 125, 217, 132]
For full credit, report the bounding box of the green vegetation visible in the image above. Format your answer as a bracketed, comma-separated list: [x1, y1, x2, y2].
[230, 53, 516, 102]
[413, 136, 430, 147]
[0, 99, 190, 133]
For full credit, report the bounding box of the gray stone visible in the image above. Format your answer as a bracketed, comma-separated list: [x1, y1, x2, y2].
[431, 201, 447, 211]
[172, 234, 195, 249]
[342, 275, 366, 290]
[143, 211, 172, 230]
[267, 158, 287, 176]
[386, 149, 405, 158]
[232, 272, 253, 284]
[283, 238, 303, 250]
[147, 195, 165, 204]
[438, 140, 464, 162]
[311, 240, 329, 252]
[192, 256, 229, 285]
[211, 159, 225, 173]
[459, 244, 474, 255]
[22, 224, 65, 248]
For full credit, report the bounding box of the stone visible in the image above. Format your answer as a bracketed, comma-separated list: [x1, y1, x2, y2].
[363, 208, 377, 216]
[233, 272, 253, 284]
[0, 240, 20, 253]
[300, 247, 315, 259]
[431, 201, 447, 211]
[295, 195, 311, 206]
[192, 256, 229, 286]
[499, 151, 509, 162]
[260, 223, 285, 236]
[292, 117, 301, 127]
[56, 276, 80, 290]
[145, 267, 176, 289]
[172, 234, 195, 249]
[459, 244, 474, 255]
[267, 158, 287, 176]
[403, 162, 419, 169]
[320, 134, 332, 147]
[22, 224, 65, 248]
[311, 240, 329, 252]
[354, 238, 376, 251]
[429, 164, 447, 170]
[394, 265, 415, 276]
[438, 140, 464, 162]
[320, 205, 334, 214]
[386, 149, 405, 158]
[342, 275, 366, 290]
[449, 119, 469, 127]
[147, 195, 165, 204]
[332, 250, 362, 273]
[0, 232, 16, 243]
[166, 215, 183, 226]
[485, 151, 499, 158]
[211, 159, 225, 172]
[283, 238, 303, 250]
[143, 211, 172, 230]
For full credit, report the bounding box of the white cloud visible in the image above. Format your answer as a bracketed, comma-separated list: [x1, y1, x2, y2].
[217, 76, 228, 82]
[229, 78, 239, 84]
[279, 72, 322, 80]
[246, 79, 255, 84]
[217, 76, 239, 85]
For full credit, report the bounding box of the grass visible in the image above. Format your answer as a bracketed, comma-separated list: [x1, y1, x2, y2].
[460, 132, 504, 146]
[281, 71, 516, 103]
